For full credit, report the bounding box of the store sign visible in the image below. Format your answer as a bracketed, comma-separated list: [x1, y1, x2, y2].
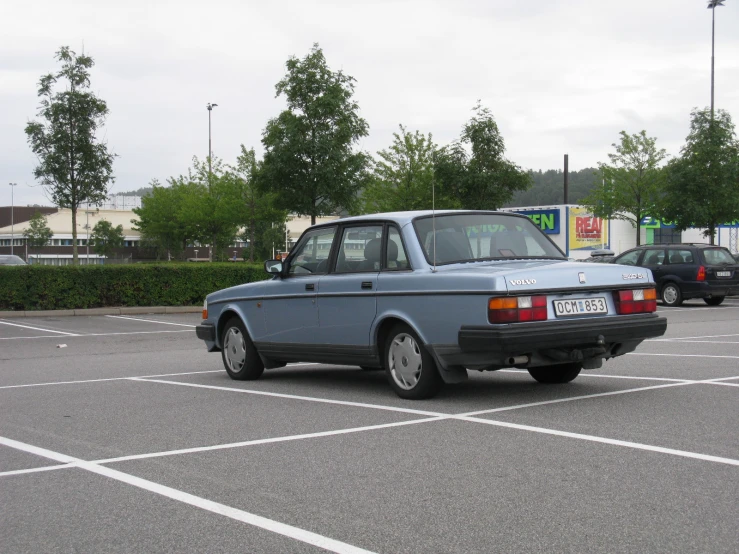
[569, 207, 608, 250]
[641, 216, 739, 229]
[513, 209, 560, 234]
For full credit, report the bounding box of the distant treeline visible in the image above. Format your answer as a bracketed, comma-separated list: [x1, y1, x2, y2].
[120, 167, 601, 210]
[503, 167, 600, 208]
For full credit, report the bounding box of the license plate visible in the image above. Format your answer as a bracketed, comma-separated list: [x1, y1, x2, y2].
[553, 297, 608, 317]
[717, 271, 731, 277]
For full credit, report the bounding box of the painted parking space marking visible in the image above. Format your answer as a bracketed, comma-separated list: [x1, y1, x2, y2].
[105, 315, 197, 327]
[628, 352, 739, 359]
[498, 369, 691, 383]
[0, 436, 377, 554]
[0, 329, 193, 340]
[458, 416, 739, 467]
[0, 370, 221, 390]
[0, 320, 80, 336]
[648, 333, 739, 341]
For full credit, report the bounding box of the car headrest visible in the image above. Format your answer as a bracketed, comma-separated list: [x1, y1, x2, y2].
[669, 253, 684, 264]
[363, 238, 382, 263]
[387, 239, 398, 262]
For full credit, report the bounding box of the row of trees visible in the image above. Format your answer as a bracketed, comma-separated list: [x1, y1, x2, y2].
[581, 109, 739, 245]
[24, 44, 739, 263]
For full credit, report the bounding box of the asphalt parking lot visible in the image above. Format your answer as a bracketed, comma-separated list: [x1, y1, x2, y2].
[1, 301, 738, 553]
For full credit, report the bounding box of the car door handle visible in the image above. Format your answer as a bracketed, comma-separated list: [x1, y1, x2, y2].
[305, 283, 315, 291]
[361, 281, 373, 289]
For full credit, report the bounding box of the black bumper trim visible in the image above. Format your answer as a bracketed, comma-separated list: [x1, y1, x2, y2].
[196, 323, 216, 342]
[458, 314, 667, 354]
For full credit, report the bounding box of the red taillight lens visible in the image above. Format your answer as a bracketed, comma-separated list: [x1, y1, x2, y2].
[613, 288, 657, 314]
[489, 296, 548, 323]
[697, 266, 706, 281]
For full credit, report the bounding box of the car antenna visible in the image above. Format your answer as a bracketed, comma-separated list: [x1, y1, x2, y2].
[432, 175, 437, 273]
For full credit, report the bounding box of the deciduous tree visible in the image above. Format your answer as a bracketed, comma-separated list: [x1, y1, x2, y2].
[25, 46, 115, 264]
[261, 44, 370, 224]
[662, 109, 739, 243]
[23, 211, 54, 259]
[581, 130, 668, 246]
[90, 220, 124, 259]
[434, 104, 530, 210]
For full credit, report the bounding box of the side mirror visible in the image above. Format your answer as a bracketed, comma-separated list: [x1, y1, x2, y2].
[264, 259, 283, 275]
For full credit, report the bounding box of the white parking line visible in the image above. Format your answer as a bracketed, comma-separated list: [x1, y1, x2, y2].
[93, 416, 446, 464]
[648, 340, 739, 344]
[129, 378, 445, 417]
[0, 371, 221, 390]
[648, 333, 739, 341]
[0, 463, 75, 477]
[628, 353, 739, 359]
[0, 320, 79, 336]
[497, 369, 690, 383]
[105, 315, 196, 327]
[0, 329, 193, 340]
[0, 436, 376, 554]
[457, 416, 739, 467]
[708, 381, 739, 387]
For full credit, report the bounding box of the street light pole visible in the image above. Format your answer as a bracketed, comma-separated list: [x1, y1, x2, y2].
[206, 103, 218, 183]
[9, 182, 17, 256]
[708, 0, 725, 121]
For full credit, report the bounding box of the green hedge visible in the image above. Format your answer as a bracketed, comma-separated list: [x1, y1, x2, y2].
[0, 263, 270, 311]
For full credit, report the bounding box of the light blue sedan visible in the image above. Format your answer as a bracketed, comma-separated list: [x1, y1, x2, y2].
[196, 211, 667, 399]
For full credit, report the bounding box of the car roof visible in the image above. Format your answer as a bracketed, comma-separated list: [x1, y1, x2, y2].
[629, 243, 729, 250]
[311, 210, 530, 228]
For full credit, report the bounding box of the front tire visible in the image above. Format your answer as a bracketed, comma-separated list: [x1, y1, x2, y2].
[528, 362, 582, 384]
[704, 296, 725, 306]
[221, 318, 264, 381]
[385, 324, 443, 399]
[661, 283, 683, 307]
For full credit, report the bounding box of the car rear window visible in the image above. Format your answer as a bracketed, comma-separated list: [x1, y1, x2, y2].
[703, 248, 735, 265]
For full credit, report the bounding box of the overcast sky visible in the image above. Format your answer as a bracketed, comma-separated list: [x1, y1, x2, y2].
[1, 0, 737, 208]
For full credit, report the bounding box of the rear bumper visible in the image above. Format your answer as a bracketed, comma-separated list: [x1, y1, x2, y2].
[458, 313, 667, 354]
[680, 281, 739, 299]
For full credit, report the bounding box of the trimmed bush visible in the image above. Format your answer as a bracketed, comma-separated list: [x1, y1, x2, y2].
[0, 263, 269, 311]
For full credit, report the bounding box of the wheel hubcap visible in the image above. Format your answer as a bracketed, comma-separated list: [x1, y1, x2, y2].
[223, 327, 246, 372]
[663, 286, 678, 304]
[388, 333, 422, 390]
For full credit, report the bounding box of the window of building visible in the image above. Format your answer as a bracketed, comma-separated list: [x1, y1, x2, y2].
[651, 227, 682, 244]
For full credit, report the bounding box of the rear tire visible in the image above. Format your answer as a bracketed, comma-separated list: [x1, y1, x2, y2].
[220, 318, 264, 381]
[661, 283, 683, 307]
[384, 324, 443, 399]
[704, 296, 725, 306]
[528, 362, 582, 384]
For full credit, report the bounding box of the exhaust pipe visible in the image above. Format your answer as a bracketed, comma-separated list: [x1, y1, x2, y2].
[506, 355, 529, 366]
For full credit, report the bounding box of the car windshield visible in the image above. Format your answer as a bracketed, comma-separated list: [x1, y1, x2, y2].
[413, 213, 565, 265]
[703, 248, 735, 265]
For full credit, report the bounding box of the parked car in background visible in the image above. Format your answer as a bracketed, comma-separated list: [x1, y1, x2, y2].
[0, 255, 26, 266]
[197, 211, 667, 399]
[612, 243, 739, 306]
[582, 249, 616, 264]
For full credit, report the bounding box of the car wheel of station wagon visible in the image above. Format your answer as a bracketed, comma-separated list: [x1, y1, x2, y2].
[703, 296, 725, 306]
[385, 324, 443, 399]
[661, 283, 683, 307]
[527, 362, 582, 384]
[221, 318, 264, 380]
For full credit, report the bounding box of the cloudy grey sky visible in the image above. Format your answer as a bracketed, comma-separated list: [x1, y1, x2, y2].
[1, 0, 737, 208]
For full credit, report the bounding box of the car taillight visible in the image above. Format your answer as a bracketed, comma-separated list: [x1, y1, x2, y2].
[697, 266, 706, 281]
[202, 299, 208, 320]
[613, 288, 657, 314]
[489, 295, 547, 323]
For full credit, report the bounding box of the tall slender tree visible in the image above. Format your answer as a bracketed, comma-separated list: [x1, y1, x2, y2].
[23, 211, 54, 261]
[25, 46, 115, 264]
[261, 44, 370, 224]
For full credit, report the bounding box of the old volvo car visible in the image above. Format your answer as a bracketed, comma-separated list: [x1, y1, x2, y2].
[196, 211, 667, 399]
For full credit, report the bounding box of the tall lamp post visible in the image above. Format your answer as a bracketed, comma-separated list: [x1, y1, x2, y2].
[206, 102, 218, 181]
[708, 0, 725, 121]
[9, 182, 18, 256]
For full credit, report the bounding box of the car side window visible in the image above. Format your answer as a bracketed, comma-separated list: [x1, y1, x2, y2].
[288, 227, 336, 275]
[642, 249, 665, 266]
[386, 227, 410, 271]
[616, 250, 640, 266]
[334, 225, 383, 273]
[667, 249, 692, 265]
